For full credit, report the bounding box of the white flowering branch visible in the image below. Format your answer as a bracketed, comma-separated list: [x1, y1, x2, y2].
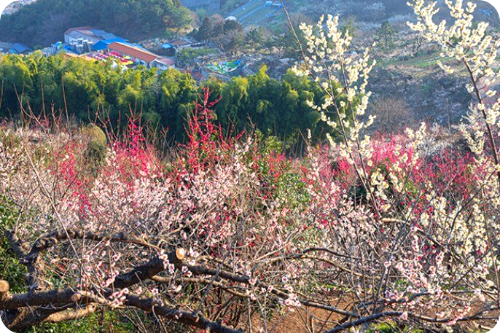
[291, 13, 382, 213]
[408, 0, 500, 184]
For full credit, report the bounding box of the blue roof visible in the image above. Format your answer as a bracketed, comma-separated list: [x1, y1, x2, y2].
[93, 37, 129, 51]
[11, 43, 31, 53]
[0, 42, 31, 54]
[161, 43, 174, 49]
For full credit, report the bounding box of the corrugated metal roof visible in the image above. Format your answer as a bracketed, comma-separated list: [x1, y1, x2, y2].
[154, 57, 175, 65]
[64, 26, 95, 35]
[169, 38, 191, 46]
[11, 43, 31, 53]
[107, 42, 159, 63]
[0, 42, 31, 54]
[91, 30, 119, 40]
[64, 27, 120, 42]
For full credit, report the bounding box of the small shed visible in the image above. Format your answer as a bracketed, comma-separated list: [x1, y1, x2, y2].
[169, 38, 191, 49]
[152, 57, 176, 70]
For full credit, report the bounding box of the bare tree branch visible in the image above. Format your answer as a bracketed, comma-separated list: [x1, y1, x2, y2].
[0, 280, 243, 333]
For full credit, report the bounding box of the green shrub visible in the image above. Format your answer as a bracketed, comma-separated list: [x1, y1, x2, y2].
[82, 125, 107, 175]
[0, 195, 27, 293]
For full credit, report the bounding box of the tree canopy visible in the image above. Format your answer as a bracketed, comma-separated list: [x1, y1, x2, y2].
[0, 53, 333, 145]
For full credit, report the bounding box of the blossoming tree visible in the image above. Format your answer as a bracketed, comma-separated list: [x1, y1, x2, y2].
[1, 1, 500, 332]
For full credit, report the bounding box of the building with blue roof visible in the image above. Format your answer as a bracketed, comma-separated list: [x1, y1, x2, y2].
[93, 37, 129, 51]
[11, 43, 31, 54]
[0, 42, 31, 54]
[64, 26, 122, 46]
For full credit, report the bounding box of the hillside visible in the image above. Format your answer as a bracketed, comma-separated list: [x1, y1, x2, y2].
[296, 0, 500, 26]
[2, 2, 500, 333]
[0, 0, 191, 47]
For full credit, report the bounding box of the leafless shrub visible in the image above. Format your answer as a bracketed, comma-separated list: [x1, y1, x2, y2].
[368, 96, 414, 133]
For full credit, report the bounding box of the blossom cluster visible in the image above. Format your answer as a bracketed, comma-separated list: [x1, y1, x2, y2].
[1, 2, 499, 330]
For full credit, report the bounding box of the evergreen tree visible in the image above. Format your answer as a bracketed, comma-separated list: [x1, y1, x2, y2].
[376, 21, 396, 51]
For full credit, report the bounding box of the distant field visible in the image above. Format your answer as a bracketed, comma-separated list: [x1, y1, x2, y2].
[379, 52, 455, 69]
[400, 54, 454, 68]
[228, 0, 283, 26]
